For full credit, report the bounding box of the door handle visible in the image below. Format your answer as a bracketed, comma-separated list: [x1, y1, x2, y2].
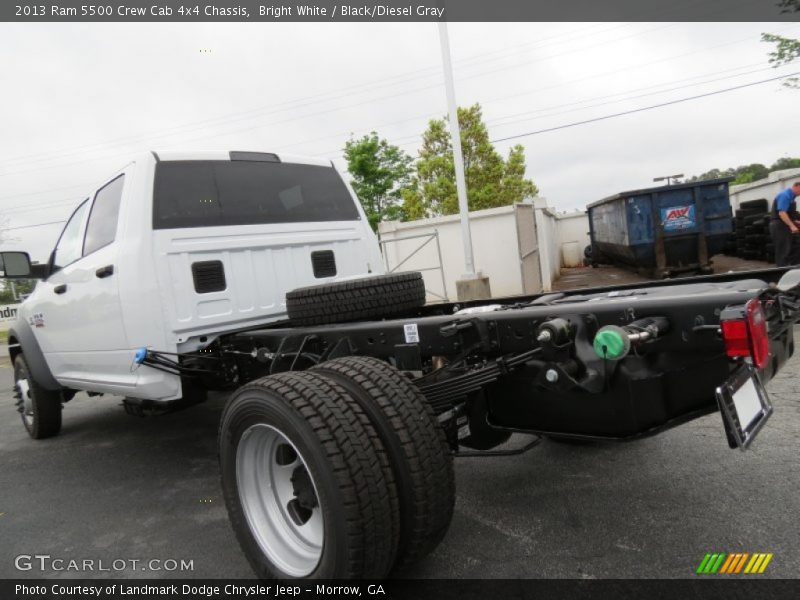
[54, 284, 67, 294]
[96, 265, 114, 279]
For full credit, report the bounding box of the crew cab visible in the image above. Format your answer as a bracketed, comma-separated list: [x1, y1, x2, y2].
[3, 150, 800, 581]
[4, 150, 383, 405]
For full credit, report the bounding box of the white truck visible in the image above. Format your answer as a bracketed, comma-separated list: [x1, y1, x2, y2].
[7, 151, 385, 406]
[4, 150, 800, 580]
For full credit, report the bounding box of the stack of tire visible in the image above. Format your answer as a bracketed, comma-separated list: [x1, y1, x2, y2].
[725, 199, 773, 263]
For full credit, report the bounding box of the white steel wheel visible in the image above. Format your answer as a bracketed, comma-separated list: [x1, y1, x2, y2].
[13, 354, 62, 439]
[219, 371, 399, 579]
[236, 424, 324, 577]
[16, 377, 34, 429]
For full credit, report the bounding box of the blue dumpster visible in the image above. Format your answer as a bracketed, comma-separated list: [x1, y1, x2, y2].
[587, 178, 733, 277]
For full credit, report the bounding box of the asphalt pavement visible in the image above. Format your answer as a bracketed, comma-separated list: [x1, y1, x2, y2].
[0, 335, 798, 579]
[554, 255, 775, 292]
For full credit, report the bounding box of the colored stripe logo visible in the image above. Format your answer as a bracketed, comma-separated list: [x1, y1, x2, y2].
[697, 552, 773, 574]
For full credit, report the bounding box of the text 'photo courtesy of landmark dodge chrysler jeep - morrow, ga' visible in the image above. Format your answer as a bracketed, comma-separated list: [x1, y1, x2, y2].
[2, 150, 800, 580]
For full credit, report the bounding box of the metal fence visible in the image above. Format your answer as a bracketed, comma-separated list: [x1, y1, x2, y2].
[379, 231, 449, 302]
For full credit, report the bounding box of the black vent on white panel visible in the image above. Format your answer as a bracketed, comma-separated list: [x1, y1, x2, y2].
[311, 250, 337, 278]
[192, 260, 226, 293]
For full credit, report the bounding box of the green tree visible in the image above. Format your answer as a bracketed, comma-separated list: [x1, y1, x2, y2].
[731, 171, 756, 185]
[687, 168, 728, 182]
[771, 157, 800, 171]
[689, 157, 800, 184]
[402, 104, 538, 219]
[762, 33, 800, 88]
[343, 132, 413, 230]
[0, 283, 14, 304]
[13, 279, 37, 298]
[737, 163, 769, 182]
[498, 144, 537, 206]
[0, 279, 36, 303]
[689, 163, 770, 184]
[762, 1, 800, 89]
[761, 0, 800, 89]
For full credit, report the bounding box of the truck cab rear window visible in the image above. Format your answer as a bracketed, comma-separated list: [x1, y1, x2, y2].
[153, 161, 359, 229]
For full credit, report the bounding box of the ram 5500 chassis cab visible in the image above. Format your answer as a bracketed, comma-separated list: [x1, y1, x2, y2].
[3, 150, 800, 580]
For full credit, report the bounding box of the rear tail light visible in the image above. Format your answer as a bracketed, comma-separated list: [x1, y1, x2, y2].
[746, 299, 771, 370]
[720, 298, 770, 369]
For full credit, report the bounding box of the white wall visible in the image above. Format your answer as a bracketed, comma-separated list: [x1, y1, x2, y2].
[533, 199, 559, 292]
[555, 211, 590, 268]
[378, 205, 525, 301]
[532, 205, 591, 290]
[379, 172, 800, 298]
[729, 168, 800, 211]
[378, 200, 593, 299]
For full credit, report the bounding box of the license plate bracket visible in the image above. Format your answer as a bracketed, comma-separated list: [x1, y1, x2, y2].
[715, 364, 773, 450]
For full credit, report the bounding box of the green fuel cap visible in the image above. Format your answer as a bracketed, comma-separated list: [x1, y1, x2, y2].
[593, 326, 631, 360]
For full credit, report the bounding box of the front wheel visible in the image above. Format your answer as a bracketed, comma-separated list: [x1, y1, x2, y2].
[13, 354, 62, 439]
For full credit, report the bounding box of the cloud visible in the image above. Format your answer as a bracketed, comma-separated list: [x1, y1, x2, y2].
[0, 21, 797, 259]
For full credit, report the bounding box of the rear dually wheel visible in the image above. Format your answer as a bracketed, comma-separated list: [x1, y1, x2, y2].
[219, 371, 399, 579]
[312, 356, 455, 570]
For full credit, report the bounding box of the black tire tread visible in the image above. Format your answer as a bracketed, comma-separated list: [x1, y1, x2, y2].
[739, 198, 769, 212]
[219, 371, 399, 579]
[743, 213, 768, 227]
[313, 356, 455, 570]
[286, 272, 425, 326]
[14, 355, 62, 439]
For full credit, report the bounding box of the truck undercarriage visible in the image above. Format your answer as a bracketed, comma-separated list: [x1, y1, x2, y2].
[15, 263, 800, 580]
[138, 267, 800, 450]
[7, 150, 799, 580]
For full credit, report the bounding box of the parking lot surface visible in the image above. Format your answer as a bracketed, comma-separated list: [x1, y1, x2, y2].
[554, 255, 774, 292]
[0, 334, 798, 579]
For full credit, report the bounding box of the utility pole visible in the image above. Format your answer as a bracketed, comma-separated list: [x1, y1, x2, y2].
[437, 22, 476, 279]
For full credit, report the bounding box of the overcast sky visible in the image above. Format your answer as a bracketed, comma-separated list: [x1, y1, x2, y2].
[1, 20, 799, 261]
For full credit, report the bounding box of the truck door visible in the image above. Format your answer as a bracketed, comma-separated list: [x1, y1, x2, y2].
[35, 168, 134, 394]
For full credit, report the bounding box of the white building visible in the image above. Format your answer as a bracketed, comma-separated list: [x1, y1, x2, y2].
[378, 199, 590, 300]
[729, 167, 800, 211]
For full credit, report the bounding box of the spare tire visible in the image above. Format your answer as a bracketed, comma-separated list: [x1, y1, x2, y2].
[286, 272, 426, 326]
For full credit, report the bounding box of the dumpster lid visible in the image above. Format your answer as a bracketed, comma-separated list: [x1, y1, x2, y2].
[586, 177, 734, 210]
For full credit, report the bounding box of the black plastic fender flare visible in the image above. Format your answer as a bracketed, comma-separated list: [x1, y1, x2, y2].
[8, 321, 61, 391]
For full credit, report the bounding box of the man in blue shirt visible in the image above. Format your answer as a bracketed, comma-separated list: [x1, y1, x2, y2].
[770, 182, 800, 266]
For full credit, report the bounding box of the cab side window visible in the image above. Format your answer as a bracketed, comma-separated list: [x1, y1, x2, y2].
[52, 200, 89, 270]
[84, 175, 125, 256]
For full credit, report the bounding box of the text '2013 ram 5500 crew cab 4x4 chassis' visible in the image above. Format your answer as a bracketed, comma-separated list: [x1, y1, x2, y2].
[3, 150, 800, 580]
